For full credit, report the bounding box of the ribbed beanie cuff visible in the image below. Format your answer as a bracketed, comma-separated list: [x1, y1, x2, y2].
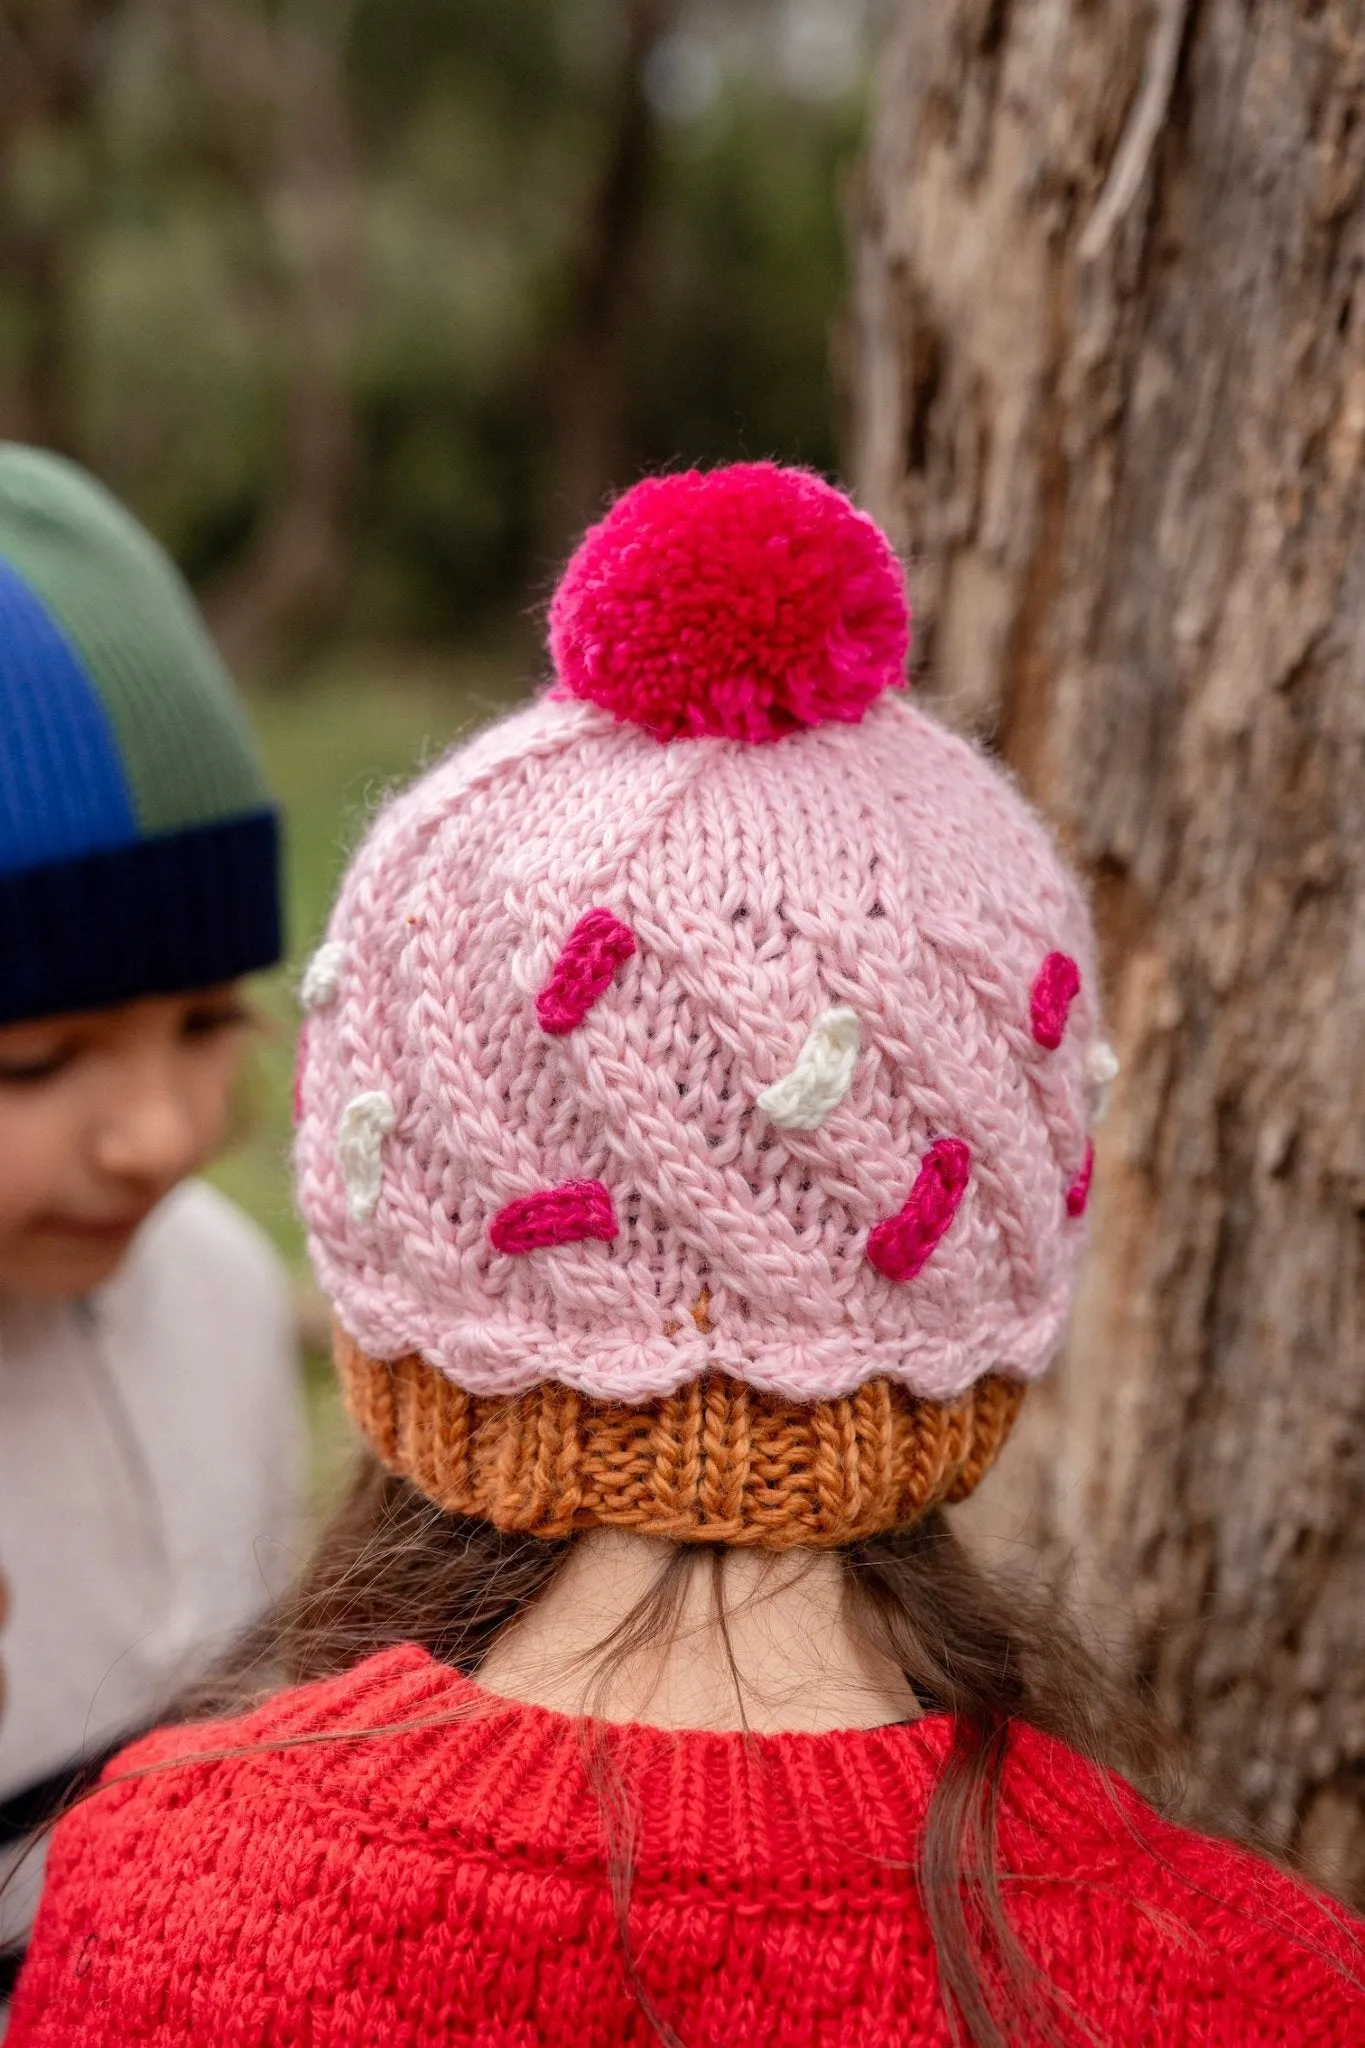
[0, 809, 280, 1024]
[334, 1325, 1026, 1547]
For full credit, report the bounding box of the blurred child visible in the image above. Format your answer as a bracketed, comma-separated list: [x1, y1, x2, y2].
[0, 447, 304, 1997]
[8, 466, 1362, 2044]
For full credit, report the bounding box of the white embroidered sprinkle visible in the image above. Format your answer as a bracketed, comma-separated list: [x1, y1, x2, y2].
[337, 1090, 396, 1221]
[757, 1007, 861, 1132]
[1086, 1040, 1121, 1125]
[300, 940, 347, 1011]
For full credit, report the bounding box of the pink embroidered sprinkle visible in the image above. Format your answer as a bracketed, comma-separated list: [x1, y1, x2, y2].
[1065, 1142, 1095, 1219]
[866, 1138, 972, 1284]
[489, 1179, 619, 1255]
[1030, 951, 1081, 1050]
[536, 908, 637, 1034]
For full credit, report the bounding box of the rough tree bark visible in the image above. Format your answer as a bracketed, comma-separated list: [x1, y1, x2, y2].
[850, 0, 1365, 1892]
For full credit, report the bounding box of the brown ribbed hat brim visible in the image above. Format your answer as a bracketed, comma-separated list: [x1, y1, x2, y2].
[335, 1326, 1025, 1549]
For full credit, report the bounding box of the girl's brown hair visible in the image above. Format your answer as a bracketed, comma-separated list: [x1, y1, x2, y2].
[186, 1448, 1178, 2048]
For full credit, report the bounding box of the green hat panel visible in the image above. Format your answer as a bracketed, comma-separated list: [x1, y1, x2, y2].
[0, 445, 269, 835]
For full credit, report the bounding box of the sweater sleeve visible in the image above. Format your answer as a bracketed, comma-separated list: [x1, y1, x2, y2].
[5, 1738, 200, 2043]
[1132, 1814, 1365, 2036]
[998, 1730, 1365, 2042]
[5, 1656, 441, 2046]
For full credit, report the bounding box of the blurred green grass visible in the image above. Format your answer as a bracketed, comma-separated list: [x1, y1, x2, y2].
[206, 644, 525, 1491]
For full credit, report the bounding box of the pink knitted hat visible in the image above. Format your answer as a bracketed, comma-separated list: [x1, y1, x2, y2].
[296, 464, 1108, 1545]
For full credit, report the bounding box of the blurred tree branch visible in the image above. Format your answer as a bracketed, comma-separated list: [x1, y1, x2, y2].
[0, 0, 866, 657]
[539, 0, 682, 562]
[0, 0, 119, 448]
[177, 0, 360, 673]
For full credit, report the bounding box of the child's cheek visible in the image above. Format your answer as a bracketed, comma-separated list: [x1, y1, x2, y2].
[0, 1088, 90, 1291]
[0, 1094, 74, 1234]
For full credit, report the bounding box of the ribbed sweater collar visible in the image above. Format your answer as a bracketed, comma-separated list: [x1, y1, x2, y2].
[204, 1644, 962, 1892]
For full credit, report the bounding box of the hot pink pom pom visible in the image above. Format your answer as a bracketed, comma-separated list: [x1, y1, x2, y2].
[548, 463, 910, 743]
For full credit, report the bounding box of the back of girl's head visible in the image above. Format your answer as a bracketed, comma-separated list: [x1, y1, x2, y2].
[272, 461, 1134, 2043]
[296, 460, 1105, 1549]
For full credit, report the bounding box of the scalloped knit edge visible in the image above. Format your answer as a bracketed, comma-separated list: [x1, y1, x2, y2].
[321, 1281, 1070, 1406]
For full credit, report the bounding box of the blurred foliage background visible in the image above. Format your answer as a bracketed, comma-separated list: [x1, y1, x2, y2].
[1, 0, 884, 1457]
[0, 0, 880, 665]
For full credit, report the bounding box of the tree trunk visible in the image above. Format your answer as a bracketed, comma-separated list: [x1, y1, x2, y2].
[850, 0, 1365, 1894]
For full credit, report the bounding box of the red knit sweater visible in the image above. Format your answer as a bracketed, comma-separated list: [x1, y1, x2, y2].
[8, 1645, 1362, 2044]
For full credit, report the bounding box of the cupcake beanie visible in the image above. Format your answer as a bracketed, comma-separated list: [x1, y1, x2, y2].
[295, 463, 1109, 1547]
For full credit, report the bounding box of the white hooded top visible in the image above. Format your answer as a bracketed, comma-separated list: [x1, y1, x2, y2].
[0, 1180, 304, 1953]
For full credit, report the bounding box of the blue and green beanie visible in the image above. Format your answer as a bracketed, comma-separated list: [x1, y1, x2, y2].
[0, 444, 281, 1025]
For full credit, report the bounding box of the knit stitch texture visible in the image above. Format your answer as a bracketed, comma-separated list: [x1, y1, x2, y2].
[295, 465, 1106, 1544]
[9, 1646, 1363, 2045]
[548, 462, 909, 741]
[296, 687, 1098, 1408]
[334, 1325, 1024, 1545]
